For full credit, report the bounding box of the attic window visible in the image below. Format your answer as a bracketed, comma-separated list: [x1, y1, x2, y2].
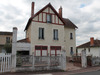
[47, 14, 52, 23]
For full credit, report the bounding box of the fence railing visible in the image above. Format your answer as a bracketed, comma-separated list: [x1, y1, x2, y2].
[0, 54, 11, 73]
[34, 56, 61, 70]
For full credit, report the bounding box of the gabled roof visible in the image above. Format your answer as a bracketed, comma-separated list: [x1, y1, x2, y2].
[63, 18, 78, 28]
[0, 31, 12, 35]
[24, 3, 78, 31]
[25, 3, 65, 30]
[77, 40, 100, 48]
[17, 38, 30, 43]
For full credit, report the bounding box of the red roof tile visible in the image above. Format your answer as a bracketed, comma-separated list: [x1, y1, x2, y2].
[63, 18, 78, 28]
[77, 40, 100, 48]
[17, 38, 30, 43]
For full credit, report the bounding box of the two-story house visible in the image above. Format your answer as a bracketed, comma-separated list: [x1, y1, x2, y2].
[0, 31, 12, 53]
[18, 2, 77, 57]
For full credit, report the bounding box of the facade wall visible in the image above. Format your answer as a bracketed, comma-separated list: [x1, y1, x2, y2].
[77, 47, 100, 57]
[0, 35, 12, 45]
[64, 27, 76, 57]
[26, 24, 31, 41]
[30, 22, 64, 55]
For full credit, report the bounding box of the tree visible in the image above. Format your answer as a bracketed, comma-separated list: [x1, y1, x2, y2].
[3, 43, 12, 53]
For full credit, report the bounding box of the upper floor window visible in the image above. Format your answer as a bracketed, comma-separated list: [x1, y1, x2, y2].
[39, 28, 44, 39]
[6, 37, 10, 43]
[70, 33, 73, 39]
[47, 14, 52, 23]
[53, 29, 58, 40]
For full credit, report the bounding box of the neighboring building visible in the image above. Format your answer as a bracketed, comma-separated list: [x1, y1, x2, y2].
[77, 37, 100, 57]
[17, 2, 77, 57]
[0, 31, 12, 53]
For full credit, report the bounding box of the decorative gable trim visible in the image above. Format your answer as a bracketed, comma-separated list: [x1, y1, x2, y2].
[25, 3, 65, 31]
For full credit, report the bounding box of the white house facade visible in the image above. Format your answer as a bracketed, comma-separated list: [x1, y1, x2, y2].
[77, 37, 100, 57]
[17, 2, 77, 57]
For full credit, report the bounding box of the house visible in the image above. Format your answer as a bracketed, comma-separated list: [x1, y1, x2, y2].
[17, 2, 77, 57]
[77, 37, 100, 57]
[0, 31, 12, 53]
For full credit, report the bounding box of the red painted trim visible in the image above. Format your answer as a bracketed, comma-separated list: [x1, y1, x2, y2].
[42, 12, 55, 15]
[50, 46, 61, 56]
[32, 20, 64, 25]
[35, 45, 48, 56]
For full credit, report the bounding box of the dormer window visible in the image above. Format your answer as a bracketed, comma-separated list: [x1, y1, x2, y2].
[47, 14, 52, 23]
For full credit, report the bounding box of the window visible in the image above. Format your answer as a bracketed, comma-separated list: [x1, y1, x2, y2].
[50, 46, 61, 56]
[53, 29, 58, 40]
[35, 46, 48, 56]
[70, 47, 73, 55]
[47, 14, 52, 23]
[88, 48, 90, 52]
[70, 33, 73, 39]
[39, 28, 44, 39]
[6, 37, 10, 43]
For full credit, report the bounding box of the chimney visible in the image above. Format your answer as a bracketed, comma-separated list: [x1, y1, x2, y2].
[59, 6, 62, 18]
[12, 27, 17, 43]
[31, 2, 35, 17]
[90, 37, 94, 46]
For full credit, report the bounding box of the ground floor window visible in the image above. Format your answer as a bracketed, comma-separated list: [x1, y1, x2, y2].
[70, 47, 73, 55]
[35, 46, 48, 56]
[50, 46, 61, 56]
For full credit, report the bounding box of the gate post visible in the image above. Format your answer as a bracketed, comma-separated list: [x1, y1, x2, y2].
[11, 27, 17, 72]
[81, 50, 87, 68]
[61, 50, 66, 71]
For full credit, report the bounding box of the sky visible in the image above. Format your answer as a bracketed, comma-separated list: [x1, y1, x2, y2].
[0, 0, 100, 46]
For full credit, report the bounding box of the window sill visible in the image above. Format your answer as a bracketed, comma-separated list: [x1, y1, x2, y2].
[38, 38, 45, 40]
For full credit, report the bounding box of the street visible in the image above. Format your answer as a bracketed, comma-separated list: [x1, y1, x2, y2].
[73, 70, 100, 75]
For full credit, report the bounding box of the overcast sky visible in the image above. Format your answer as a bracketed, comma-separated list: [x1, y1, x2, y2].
[0, 0, 100, 46]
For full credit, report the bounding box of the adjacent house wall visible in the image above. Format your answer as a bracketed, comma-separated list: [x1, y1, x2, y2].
[0, 35, 12, 45]
[77, 47, 100, 57]
[64, 27, 76, 57]
[0, 35, 12, 52]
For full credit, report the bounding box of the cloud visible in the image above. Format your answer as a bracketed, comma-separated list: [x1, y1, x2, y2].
[0, 0, 100, 46]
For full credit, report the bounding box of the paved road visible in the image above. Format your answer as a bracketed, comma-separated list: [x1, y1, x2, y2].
[1, 70, 100, 75]
[73, 70, 100, 75]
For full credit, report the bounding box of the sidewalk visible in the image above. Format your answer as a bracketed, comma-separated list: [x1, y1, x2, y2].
[1, 66, 100, 75]
[52, 66, 100, 75]
[66, 62, 81, 71]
